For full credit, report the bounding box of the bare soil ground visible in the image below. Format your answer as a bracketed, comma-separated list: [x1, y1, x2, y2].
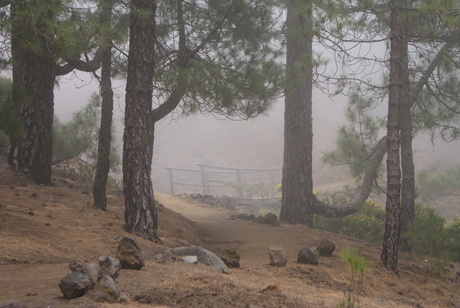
[0, 158, 459, 308]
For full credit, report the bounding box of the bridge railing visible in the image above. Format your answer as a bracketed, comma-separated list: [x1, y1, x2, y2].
[164, 163, 281, 199]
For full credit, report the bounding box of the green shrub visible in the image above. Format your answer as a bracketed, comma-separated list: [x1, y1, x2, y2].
[447, 217, 460, 262]
[404, 205, 460, 274]
[313, 199, 385, 245]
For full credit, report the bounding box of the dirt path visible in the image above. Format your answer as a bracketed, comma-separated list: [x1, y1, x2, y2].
[155, 194, 331, 267]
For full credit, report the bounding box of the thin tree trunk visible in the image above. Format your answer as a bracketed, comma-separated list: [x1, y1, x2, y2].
[10, 0, 55, 186]
[122, 0, 158, 241]
[280, 0, 314, 226]
[93, 0, 115, 211]
[399, 28, 414, 252]
[382, 0, 406, 273]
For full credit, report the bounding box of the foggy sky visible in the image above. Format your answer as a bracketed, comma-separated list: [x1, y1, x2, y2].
[54, 72, 460, 197]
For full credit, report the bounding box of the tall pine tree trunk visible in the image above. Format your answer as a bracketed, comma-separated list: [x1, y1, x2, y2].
[10, 0, 55, 186]
[399, 55, 414, 252]
[93, 0, 115, 210]
[382, 0, 407, 273]
[280, 0, 314, 225]
[122, 0, 158, 241]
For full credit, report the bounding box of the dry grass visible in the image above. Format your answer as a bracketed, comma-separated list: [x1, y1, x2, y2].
[0, 157, 459, 307]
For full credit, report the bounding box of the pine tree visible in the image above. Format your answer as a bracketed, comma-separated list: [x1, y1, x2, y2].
[123, 0, 284, 241]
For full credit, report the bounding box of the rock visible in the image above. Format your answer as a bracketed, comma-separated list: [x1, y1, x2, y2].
[59, 271, 95, 299]
[86, 262, 99, 281]
[177, 255, 199, 264]
[234, 213, 256, 221]
[265, 213, 278, 225]
[86, 275, 120, 303]
[221, 249, 240, 268]
[116, 236, 145, 270]
[170, 246, 229, 273]
[69, 258, 98, 281]
[268, 245, 287, 267]
[297, 248, 318, 265]
[98, 256, 121, 281]
[69, 258, 90, 274]
[153, 250, 173, 264]
[255, 213, 279, 225]
[317, 239, 335, 257]
[0, 301, 28, 308]
[309, 247, 320, 257]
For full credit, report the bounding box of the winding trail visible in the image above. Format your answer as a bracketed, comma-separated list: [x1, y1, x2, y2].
[155, 193, 328, 267]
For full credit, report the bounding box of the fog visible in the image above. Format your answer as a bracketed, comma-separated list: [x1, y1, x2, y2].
[54, 74, 460, 202]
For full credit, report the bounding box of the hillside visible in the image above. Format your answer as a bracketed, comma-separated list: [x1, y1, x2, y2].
[0, 159, 459, 308]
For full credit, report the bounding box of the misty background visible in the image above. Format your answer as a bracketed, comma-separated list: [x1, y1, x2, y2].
[54, 72, 460, 217]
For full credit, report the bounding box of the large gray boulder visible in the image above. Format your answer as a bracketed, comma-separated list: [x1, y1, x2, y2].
[169, 246, 229, 273]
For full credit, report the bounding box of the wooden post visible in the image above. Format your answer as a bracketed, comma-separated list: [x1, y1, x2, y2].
[236, 169, 243, 198]
[167, 168, 175, 195]
[269, 169, 275, 186]
[199, 163, 208, 194]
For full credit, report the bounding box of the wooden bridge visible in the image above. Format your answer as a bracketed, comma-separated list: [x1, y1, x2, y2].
[164, 163, 282, 199]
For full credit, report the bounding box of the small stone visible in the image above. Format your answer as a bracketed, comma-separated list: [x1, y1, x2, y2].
[116, 237, 144, 270]
[153, 250, 173, 264]
[69, 258, 90, 274]
[268, 245, 287, 267]
[297, 248, 318, 265]
[309, 247, 320, 257]
[221, 249, 240, 268]
[255, 213, 278, 225]
[86, 263, 99, 281]
[98, 256, 120, 280]
[235, 213, 255, 221]
[0, 301, 28, 308]
[59, 271, 95, 299]
[86, 275, 120, 303]
[317, 239, 335, 257]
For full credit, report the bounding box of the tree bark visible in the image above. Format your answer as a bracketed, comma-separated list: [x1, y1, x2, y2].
[280, 0, 314, 226]
[312, 136, 387, 217]
[382, 0, 406, 273]
[93, 0, 115, 211]
[399, 15, 414, 253]
[10, 0, 55, 186]
[122, 0, 158, 241]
